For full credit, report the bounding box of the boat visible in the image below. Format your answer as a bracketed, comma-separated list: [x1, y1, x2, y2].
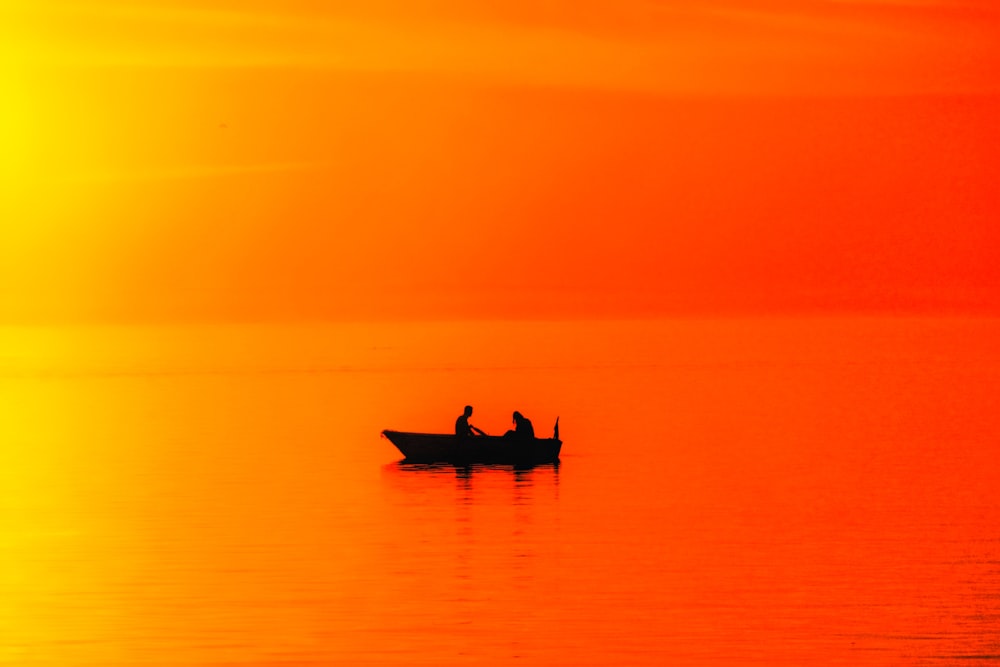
[381, 430, 562, 464]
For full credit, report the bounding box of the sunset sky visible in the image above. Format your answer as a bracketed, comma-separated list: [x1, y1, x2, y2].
[2, 0, 999, 322]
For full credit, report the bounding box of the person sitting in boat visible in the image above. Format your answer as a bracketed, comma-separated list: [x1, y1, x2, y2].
[504, 411, 535, 439]
[456, 405, 486, 437]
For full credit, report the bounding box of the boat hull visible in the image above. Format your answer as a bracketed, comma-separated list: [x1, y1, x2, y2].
[382, 430, 562, 464]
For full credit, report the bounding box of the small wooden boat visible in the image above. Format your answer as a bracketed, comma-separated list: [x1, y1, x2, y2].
[381, 430, 562, 464]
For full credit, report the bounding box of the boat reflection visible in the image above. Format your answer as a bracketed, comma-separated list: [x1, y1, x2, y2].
[382, 460, 560, 505]
[386, 460, 560, 477]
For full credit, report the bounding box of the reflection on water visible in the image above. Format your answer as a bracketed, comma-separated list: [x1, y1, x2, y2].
[389, 461, 560, 477]
[386, 462, 560, 506]
[2, 318, 1000, 665]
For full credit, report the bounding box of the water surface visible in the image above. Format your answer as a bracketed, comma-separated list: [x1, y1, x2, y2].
[2, 318, 999, 665]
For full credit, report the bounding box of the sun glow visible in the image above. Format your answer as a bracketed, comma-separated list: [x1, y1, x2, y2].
[2, 0, 999, 323]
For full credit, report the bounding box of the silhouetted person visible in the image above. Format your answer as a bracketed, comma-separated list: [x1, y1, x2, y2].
[504, 411, 535, 439]
[456, 405, 486, 437]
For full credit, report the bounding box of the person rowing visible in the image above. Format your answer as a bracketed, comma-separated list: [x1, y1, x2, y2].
[455, 405, 487, 437]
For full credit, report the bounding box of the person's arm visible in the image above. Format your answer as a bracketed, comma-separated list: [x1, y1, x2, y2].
[471, 425, 487, 436]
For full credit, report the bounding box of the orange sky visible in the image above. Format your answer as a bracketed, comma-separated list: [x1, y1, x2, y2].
[2, 0, 999, 322]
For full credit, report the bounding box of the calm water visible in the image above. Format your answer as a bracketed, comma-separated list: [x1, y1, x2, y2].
[2, 318, 999, 665]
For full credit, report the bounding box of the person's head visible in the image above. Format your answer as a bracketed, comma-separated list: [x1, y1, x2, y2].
[464, 405, 473, 417]
[512, 410, 523, 423]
